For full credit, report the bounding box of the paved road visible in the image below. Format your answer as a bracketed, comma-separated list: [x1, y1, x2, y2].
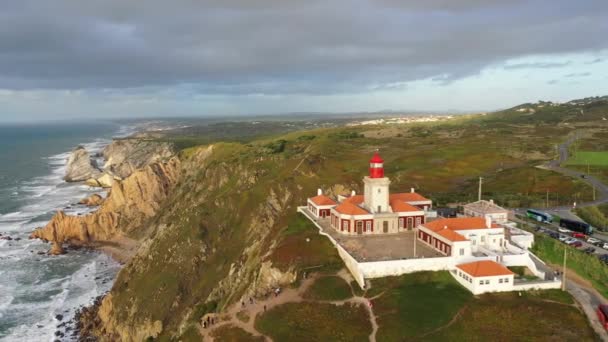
[566, 277, 608, 340]
[544, 132, 608, 208]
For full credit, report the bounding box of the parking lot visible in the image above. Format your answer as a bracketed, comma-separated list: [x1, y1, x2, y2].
[516, 214, 608, 263]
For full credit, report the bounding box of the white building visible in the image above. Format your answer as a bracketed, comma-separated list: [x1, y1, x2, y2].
[307, 152, 433, 235]
[463, 200, 510, 224]
[453, 260, 515, 295]
[417, 217, 506, 257]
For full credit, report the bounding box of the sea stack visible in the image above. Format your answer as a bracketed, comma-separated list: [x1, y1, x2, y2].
[64, 146, 101, 182]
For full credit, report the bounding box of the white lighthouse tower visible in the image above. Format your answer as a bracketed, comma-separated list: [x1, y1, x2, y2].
[363, 152, 390, 213]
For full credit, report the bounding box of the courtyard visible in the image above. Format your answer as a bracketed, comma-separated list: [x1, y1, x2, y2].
[309, 212, 443, 262]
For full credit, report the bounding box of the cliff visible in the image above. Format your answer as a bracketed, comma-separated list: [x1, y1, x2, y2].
[76, 139, 334, 341]
[102, 139, 176, 179]
[31, 157, 181, 244]
[64, 146, 101, 182]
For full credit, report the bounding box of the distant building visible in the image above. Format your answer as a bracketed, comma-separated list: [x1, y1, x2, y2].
[453, 260, 515, 295]
[307, 152, 433, 235]
[436, 207, 458, 218]
[463, 199, 509, 224]
[417, 217, 505, 257]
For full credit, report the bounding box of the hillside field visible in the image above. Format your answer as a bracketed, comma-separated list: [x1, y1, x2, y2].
[566, 151, 608, 166]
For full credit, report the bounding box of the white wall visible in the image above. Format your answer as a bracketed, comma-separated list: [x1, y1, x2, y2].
[297, 206, 366, 288]
[512, 280, 561, 291]
[359, 256, 454, 278]
[451, 270, 514, 295]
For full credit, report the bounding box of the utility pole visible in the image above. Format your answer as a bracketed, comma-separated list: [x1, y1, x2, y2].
[562, 247, 567, 291]
[478, 177, 483, 202]
[413, 227, 417, 258]
[546, 189, 549, 208]
[593, 186, 596, 201]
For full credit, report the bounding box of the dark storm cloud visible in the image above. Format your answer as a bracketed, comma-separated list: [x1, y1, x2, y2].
[0, 0, 607, 94]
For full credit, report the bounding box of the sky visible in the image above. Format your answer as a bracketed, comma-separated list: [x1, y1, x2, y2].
[0, 0, 607, 122]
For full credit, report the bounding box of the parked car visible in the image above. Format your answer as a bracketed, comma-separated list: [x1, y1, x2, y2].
[603, 243, 608, 250]
[571, 232, 586, 239]
[558, 227, 571, 233]
[565, 238, 577, 245]
[559, 235, 569, 242]
[598, 254, 608, 263]
[597, 304, 608, 330]
[571, 241, 583, 248]
[583, 247, 596, 254]
[549, 232, 559, 239]
[587, 237, 601, 245]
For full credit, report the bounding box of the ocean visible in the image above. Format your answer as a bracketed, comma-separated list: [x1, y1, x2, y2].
[0, 122, 131, 341]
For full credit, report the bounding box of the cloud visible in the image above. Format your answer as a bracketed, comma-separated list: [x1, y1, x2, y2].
[0, 0, 606, 95]
[564, 72, 591, 78]
[585, 58, 605, 64]
[503, 61, 572, 70]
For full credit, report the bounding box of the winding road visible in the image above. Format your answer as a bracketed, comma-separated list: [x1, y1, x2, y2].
[527, 131, 608, 340]
[543, 132, 608, 209]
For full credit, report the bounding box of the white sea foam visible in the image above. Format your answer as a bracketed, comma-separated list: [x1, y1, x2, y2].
[0, 124, 132, 342]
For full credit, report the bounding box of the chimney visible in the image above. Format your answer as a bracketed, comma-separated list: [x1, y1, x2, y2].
[443, 225, 448, 230]
[485, 216, 492, 228]
[489, 199, 494, 204]
[351, 190, 356, 196]
[317, 188, 322, 196]
[411, 188, 415, 193]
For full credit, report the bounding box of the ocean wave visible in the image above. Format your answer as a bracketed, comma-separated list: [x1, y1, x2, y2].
[0, 124, 136, 341]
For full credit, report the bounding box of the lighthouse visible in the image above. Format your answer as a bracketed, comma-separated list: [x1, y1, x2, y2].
[369, 151, 384, 178]
[363, 152, 390, 213]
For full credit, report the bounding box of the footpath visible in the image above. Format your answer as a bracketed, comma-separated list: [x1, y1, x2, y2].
[200, 269, 380, 342]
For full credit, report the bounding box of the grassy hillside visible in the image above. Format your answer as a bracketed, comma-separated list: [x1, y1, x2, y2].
[90, 99, 607, 340]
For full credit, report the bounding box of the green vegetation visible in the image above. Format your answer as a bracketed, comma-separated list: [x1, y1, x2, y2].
[368, 271, 472, 340]
[567, 151, 608, 166]
[211, 324, 265, 342]
[269, 214, 343, 274]
[532, 234, 608, 298]
[428, 292, 594, 341]
[576, 206, 608, 231]
[507, 266, 539, 281]
[255, 302, 372, 342]
[98, 96, 608, 340]
[264, 139, 287, 153]
[303, 276, 353, 301]
[364, 271, 589, 341]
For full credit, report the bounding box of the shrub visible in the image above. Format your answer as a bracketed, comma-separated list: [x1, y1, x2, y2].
[576, 206, 608, 231]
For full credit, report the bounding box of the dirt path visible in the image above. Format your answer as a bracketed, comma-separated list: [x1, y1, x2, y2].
[200, 269, 382, 342]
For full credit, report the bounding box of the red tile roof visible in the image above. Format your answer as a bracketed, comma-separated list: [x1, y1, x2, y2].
[343, 195, 364, 205]
[390, 200, 422, 213]
[424, 217, 491, 232]
[390, 192, 430, 202]
[334, 202, 369, 215]
[436, 229, 468, 242]
[310, 195, 337, 206]
[456, 260, 514, 277]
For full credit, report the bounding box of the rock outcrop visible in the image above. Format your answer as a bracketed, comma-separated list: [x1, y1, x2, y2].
[86, 173, 118, 188]
[102, 139, 175, 179]
[78, 194, 104, 207]
[31, 157, 181, 245]
[49, 241, 66, 255]
[64, 146, 101, 182]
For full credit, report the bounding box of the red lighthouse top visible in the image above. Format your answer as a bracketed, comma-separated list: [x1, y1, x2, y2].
[369, 152, 384, 178]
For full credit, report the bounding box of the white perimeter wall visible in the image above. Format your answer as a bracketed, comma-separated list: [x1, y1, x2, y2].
[358, 257, 454, 279]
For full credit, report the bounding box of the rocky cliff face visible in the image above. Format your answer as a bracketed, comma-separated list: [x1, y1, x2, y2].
[75, 142, 318, 341]
[102, 139, 176, 179]
[64, 146, 101, 182]
[31, 157, 181, 244]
